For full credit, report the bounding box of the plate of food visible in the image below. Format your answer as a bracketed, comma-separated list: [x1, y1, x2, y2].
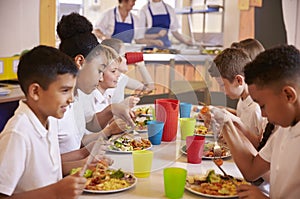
[194, 124, 214, 138]
[73, 162, 137, 193]
[133, 105, 154, 132]
[108, 133, 152, 153]
[180, 142, 231, 159]
[185, 170, 248, 198]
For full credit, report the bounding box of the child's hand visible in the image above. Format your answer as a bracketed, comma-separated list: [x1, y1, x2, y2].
[54, 174, 86, 199]
[122, 96, 140, 108]
[86, 154, 114, 169]
[85, 140, 108, 155]
[111, 103, 135, 127]
[237, 184, 269, 199]
[106, 118, 128, 136]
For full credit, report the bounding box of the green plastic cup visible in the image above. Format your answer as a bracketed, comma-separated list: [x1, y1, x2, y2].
[132, 150, 153, 178]
[164, 167, 187, 199]
[179, 118, 196, 140]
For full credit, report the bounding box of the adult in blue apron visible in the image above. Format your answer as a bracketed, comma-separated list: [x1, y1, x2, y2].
[145, 2, 171, 47]
[112, 7, 135, 43]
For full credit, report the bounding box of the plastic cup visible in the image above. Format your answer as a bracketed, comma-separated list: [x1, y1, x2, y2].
[186, 135, 205, 164]
[164, 167, 187, 199]
[179, 102, 192, 118]
[179, 118, 196, 140]
[147, 120, 164, 145]
[132, 150, 153, 178]
[125, 52, 144, 64]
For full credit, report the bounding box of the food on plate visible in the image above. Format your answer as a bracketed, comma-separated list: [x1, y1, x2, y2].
[133, 106, 153, 131]
[108, 133, 152, 152]
[142, 47, 179, 54]
[71, 162, 136, 191]
[194, 125, 213, 136]
[186, 170, 248, 196]
[134, 116, 152, 131]
[181, 142, 230, 158]
[202, 142, 230, 158]
[134, 106, 152, 116]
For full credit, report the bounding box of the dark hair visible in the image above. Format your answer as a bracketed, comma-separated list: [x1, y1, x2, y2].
[231, 38, 265, 61]
[101, 38, 123, 54]
[209, 48, 251, 82]
[57, 12, 99, 58]
[244, 45, 300, 88]
[17, 45, 78, 95]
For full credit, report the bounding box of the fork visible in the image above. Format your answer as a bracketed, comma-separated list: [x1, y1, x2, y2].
[212, 158, 238, 187]
[211, 120, 222, 157]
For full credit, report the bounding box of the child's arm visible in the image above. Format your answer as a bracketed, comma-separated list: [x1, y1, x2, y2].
[222, 120, 270, 181]
[0, 175, 86, 199]
[237, 184, 269, 199]
[135, 62, 155, 91]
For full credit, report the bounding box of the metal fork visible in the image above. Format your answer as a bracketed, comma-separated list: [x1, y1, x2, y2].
[211, 120, 222, 157]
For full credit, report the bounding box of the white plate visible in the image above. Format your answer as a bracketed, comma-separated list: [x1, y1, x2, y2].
[185, 185, 238, 198]
[84, 174, 137, 194]
[0, 88, 11, 96]
[180, 144, 231, 159]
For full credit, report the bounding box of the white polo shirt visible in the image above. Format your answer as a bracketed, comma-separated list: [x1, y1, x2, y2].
[236, 95, 267, 136]
[259, 122, 300, 198]
[138, 0, 180, 33]
[94, 7, 143, 40]
[0, 101, 62, 196]
[58, 90, 87, 153]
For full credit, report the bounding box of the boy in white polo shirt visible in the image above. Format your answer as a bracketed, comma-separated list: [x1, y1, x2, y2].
[0, 46, 86, 198]
[223, 45, 300, 198]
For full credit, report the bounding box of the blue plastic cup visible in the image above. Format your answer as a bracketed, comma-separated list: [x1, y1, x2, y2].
[179, 102, 192, 118]
[147, 120, 165, 145]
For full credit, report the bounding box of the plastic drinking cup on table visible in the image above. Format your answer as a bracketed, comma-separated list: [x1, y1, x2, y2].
[155, 99, 179, 142]
[147, 120, 164, 145]
[125, 52, 144, 64]
[132, 150, 153, 178]
[186, 135, 205, 164]
[179, 118, 196, 140]
[179, 102, 192, 118]
[164, 167, 187, 199]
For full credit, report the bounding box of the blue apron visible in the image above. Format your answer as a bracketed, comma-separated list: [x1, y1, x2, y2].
[146, 2, 171, 47]
[112, 7, 134, 43]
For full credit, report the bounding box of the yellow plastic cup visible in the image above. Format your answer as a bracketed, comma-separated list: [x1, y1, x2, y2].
[132, 150, 153, 178]
[179, 118, 196, 140]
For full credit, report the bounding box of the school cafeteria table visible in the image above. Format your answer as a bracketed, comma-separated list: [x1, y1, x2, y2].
[79, 133, 243, 199]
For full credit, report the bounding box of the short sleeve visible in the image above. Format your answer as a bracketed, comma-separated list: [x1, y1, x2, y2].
[167, 5, 180, 31]
[0, 132, 27, 196]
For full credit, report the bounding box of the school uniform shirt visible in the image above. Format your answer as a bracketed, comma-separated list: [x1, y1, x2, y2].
[259, 122, 300, 198]
[58, 89, 91, 153]
[94, 7, 143, 42]
[138, 0, 180, 35]
[236, 95, 267, 136]
[0, 101, 62, 196]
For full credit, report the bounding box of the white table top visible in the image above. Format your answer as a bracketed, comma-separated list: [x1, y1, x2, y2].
[79, 134, 242, 199]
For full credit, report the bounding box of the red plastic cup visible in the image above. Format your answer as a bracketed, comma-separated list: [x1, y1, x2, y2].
[155, 99, 179, 142]
[186, 136, 205, 164]
[125, 52, 144, 64]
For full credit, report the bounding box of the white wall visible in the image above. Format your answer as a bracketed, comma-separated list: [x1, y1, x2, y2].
[0, 0, 40, 57]
[282, 0, 300, 49]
